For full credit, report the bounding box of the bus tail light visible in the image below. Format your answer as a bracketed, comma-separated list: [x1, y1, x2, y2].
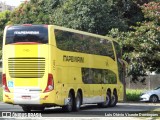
[44, 25, 48, 28]
[44, 74, 54, 93]
[22, 24, 32, 26]
[2, 74, 10, 92]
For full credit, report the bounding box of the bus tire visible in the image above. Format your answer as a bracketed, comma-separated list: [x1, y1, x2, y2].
[110, 91, 118, 107]
[73, 92, 81, 111]
[62, 92, 73, 112]
[39, 107, 45, 111]
[22, 106, 31, 112]
[98, 92, 111, 108]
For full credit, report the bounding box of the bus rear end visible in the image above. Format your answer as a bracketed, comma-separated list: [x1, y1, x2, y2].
[2, 25, 55, 111]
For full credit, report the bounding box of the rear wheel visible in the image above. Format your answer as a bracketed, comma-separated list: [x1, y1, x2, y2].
[73, 92, 81, 111]
[110, 92, 118, 107]
[22, 106, 31, 112]
[150, 95, 158, 103]
[39, 107, 45, 111]
[62, 92, 73, 112]
[98, 92, 111, 108]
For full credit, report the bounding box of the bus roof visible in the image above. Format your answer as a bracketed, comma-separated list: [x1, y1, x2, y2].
[9, 24, 119, 44]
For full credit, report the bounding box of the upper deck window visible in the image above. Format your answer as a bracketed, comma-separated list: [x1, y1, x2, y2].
[5, 25, 48, 44]
[55, 29, 115, 60]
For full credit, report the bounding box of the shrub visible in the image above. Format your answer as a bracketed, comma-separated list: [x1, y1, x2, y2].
[126, 89, 143, 102]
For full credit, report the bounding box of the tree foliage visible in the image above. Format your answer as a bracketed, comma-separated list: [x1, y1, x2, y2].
[53, 0, 132, 35]
[11, 0, 63, 24]
[109, 1, 160, 82]
[0, 11, 11, 51]
[10, 0, 144, 35]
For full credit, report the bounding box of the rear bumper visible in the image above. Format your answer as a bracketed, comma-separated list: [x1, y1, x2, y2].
[3, 91, 57, 105]
[14, 92, 40, 104]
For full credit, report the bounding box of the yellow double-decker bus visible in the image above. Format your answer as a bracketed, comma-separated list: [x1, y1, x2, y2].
[2, 24, 124, 112]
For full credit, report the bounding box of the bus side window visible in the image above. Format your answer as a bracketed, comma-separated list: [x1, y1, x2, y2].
[55, 29, 115, 60]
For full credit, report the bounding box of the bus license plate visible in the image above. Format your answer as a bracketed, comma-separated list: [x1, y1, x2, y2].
[22, 96, 31, 100]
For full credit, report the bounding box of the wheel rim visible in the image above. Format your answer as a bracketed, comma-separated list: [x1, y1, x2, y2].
[151, 96, 158, 103]
[104, 94, 110, 105]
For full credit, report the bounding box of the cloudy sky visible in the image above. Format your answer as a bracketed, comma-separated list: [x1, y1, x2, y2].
[0, 0, 26, 7]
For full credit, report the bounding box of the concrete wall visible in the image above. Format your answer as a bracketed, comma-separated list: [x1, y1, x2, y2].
[126, 74, 160, 90]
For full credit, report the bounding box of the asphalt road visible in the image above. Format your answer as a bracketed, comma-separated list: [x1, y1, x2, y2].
[0, 102, 160, 117]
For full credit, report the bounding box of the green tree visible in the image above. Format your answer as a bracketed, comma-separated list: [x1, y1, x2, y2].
[0, 10, 11, 40]
[108, 1, 160, 82]
[10, 0, 144, 35]
[0, 11, 11, 57]
[11, 0, 62, 24]
[53, 0, 130, 35]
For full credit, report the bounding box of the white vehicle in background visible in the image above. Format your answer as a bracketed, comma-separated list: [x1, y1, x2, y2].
[140, 87, 160, 103]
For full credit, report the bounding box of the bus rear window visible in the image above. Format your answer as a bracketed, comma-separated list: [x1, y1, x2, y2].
[5, 25, 48, 44]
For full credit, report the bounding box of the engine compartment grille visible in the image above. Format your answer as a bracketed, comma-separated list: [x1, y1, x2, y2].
[8, 57, 45, 78]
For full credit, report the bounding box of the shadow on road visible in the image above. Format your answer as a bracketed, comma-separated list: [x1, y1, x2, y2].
[1, 103, 160, 117]
[15, 104, 158, 117]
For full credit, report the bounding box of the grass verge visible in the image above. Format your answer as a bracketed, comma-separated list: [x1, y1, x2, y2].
[0, 87, 2, 101]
